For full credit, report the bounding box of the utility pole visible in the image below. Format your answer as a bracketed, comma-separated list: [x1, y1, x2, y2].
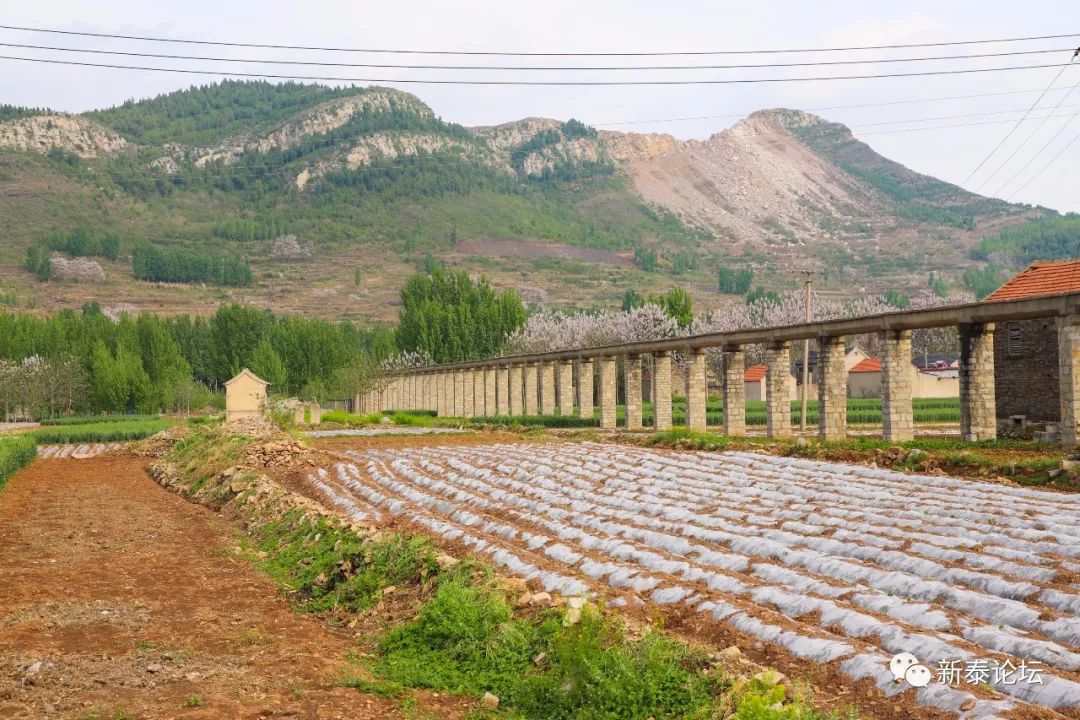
[800, 271, 812, 432]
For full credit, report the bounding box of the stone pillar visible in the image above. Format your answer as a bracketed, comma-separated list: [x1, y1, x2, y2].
[462, 370, 474, 417]
[686, 348, 708, 431]
[524, 363, 539, 415]
[426, 374, 436, 413]
[817, 336, 847, 441]
[722, 348, 746, 437]
[653, 351, 673, 431]
[557, 360, 574, 416]
[509, 364, 524, 416]
[443, 371, 455, 417]
[624, 354, 643, 430]
[449, 370, 461, 416]
[496, 365, 509, 415]
[881, 330, 914, 442]
[960, 322, 997, 442]
[484, 367, 498, 416]
[578, 359, 595, 420]
[598, 356, 617, 429]
[472, 368, 484, 418]
[765, 342, 792, 439]
[1058, 316, 1080, 446]
[434, 373, 444, 416]
[540, 361, 556, 415]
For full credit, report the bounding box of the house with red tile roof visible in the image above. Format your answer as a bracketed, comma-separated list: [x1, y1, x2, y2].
[984, 260, 1080, 422]
[846, 356, 958, 399]
[743, 363, 797, 402]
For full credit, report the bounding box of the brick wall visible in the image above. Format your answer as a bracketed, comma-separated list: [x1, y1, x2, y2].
[994, 317, 1059, 421]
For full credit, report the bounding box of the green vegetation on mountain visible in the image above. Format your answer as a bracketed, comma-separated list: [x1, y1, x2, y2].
[86, 80, 370, 145]
[0, 104, 48, 122]
[972, 213, 1080, 264]
[788, 116, 1021, 230]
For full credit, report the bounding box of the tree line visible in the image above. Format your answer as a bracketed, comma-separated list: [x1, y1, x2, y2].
[132, 244, 253, 286]
[0, 268, 526, 418]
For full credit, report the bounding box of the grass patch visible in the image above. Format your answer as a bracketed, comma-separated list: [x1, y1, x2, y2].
[39, 413, 162, 426]
[0, 435, 36, 490]
[377, 575, 723, 720]
[29, 419, 170, 444]
[373, 573, 846, 720]
[252, 508, 436, 613]
[471, 414, 599, 429]
[340, 675, 408, 700]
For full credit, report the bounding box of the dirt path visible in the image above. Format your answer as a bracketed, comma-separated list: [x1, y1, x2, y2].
[0, 456, 459, 720]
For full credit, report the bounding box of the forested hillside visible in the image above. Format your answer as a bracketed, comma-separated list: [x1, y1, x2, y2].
[0, 80, 1057, 320]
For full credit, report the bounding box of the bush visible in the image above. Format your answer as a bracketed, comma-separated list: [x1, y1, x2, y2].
[0, 436, 36, 490]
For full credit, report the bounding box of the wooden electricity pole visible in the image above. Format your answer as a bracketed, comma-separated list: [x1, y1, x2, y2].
[799, 271, 812, 432]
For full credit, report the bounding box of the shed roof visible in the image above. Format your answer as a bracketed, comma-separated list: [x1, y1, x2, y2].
[984, 260, 1080, 302]
[849, 358, 882, 374]
[744, 364, 766, 382]
[224, 368, 270, 387]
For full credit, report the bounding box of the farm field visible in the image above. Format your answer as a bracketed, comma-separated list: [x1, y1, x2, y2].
[37, 442, 125, 459]
[308, 440, 1080, 718]
[0, 455, 471, 719]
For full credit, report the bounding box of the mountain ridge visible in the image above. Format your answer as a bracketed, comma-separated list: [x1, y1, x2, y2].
[0, 81, 1054, 321]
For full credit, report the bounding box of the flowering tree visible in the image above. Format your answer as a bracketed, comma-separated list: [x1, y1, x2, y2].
[504, 289, 974, 376]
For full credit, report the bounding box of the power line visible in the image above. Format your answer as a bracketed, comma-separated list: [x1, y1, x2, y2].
[975, 69, 1080, 191]
[2, 24, 1077, 56]
[593, 86, 1079, 126]
[852, 103, 1080, 128]
[961, 64, 1070, 184]
[997, 105, 1080, 196]
[1006, 117, 1080, 198]
[0, 54, 1070, 86]
[0, 41, 1072, 71]
[858, 109, 1080, 135]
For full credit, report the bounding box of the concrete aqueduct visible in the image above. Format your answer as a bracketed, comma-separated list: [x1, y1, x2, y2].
[362, 292, 1080, 445]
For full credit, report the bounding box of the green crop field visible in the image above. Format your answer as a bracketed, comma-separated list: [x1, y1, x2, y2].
[0, 435, 36, 490]
[474, 397, 960, 428]
[28, 418, 171, 444]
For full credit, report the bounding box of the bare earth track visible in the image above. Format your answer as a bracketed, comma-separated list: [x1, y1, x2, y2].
[0, 456, 464, 720]
[304, 440, 1080, 720]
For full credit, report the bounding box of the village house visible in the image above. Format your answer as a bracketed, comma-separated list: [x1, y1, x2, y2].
[224, 368, 270, 424]
[985, 260, 1080, 423]
[846, 356, 960, 399]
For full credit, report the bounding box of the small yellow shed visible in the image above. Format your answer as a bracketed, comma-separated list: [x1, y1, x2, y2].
[224, 368, 270, 424]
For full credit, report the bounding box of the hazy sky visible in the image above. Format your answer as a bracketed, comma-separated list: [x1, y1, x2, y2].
[2, 1, 1079, 212]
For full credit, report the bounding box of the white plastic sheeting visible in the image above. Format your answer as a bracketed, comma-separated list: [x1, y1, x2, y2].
[304, 441, 1080, 714]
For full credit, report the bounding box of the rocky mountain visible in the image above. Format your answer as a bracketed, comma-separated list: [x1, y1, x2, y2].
[0, 81, 1050, 321]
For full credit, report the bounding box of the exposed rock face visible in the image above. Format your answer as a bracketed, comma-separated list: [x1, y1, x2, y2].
[470, 117, 561, 151]
[194, 89, 434, 166]
[49, 254, 106, 283]
[342, 133, 484, 170]
[606, 109, 869, 247]
[271, 234, 313, 260]
[0, 115, 128, 157]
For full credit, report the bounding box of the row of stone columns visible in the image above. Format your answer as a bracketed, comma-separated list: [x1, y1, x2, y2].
[365, 322, 1001, 442]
